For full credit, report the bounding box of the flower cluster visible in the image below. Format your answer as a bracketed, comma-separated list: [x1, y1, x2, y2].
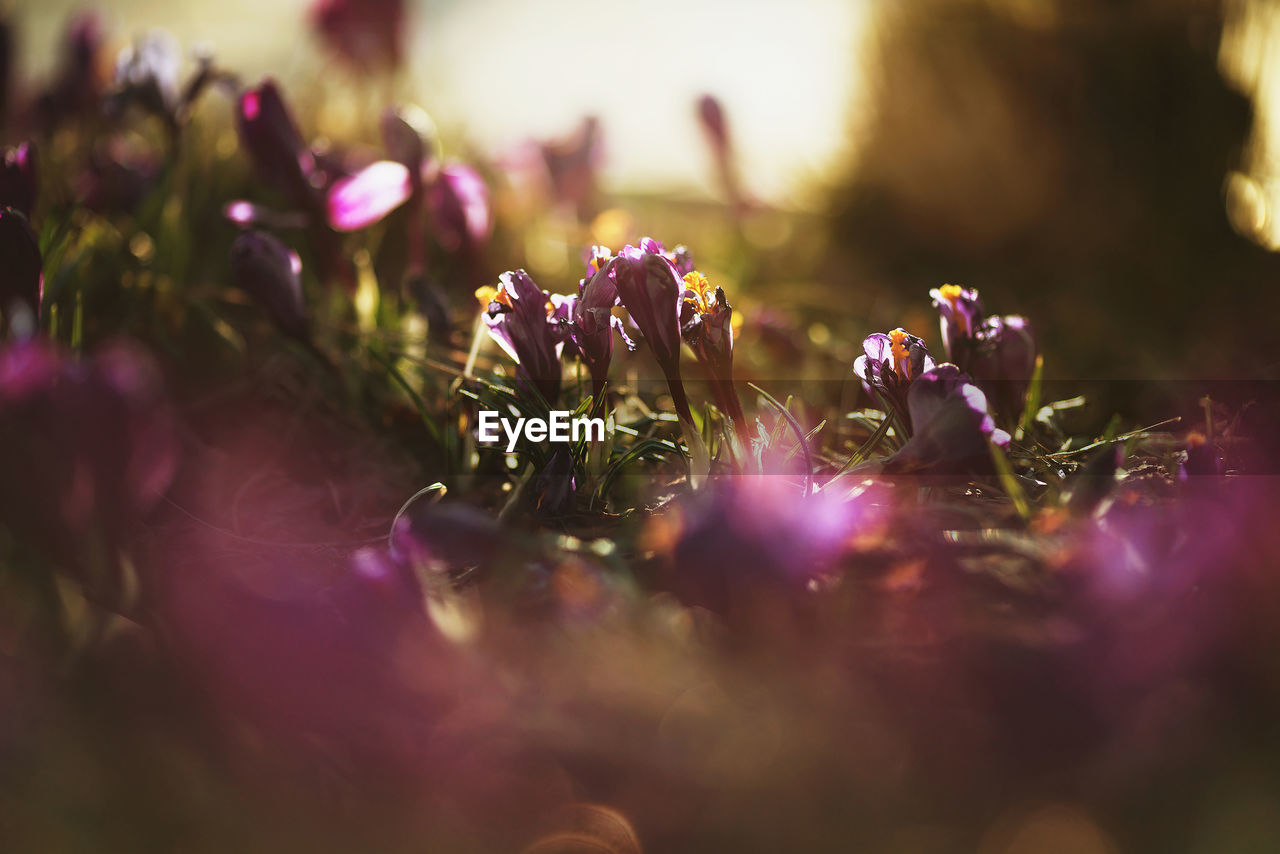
[930, 283, 1037, 422]
[852, 283, 1040, 474]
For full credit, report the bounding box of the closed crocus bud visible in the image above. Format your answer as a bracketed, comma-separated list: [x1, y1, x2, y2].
[0, 208, 42, 331]
[0, 338, 178, 578]
[380, 104, 435, 188]
[612, 241, 685, 376]
[929, 283, 984, 367]
[883, 364, 1009, 475]
[428, 162, 490, 253]
[229, 230, 308, 342]
[971, 314, 1036, 423]
[696, 94, 728, 157]
[541, 115, 601, 223]
[0, 143, 36, 217]
[236, 79, 317, 206]
[477, 270, 564, 406]
[310, 0, 404, 74]
[565, 247, 629, 408]
[35, 12, 105, 129]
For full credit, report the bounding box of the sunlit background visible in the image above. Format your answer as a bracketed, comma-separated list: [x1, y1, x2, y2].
[23, 0, 869, 205]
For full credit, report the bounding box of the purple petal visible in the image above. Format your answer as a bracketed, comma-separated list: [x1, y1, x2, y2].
[326, 160, 413, 231]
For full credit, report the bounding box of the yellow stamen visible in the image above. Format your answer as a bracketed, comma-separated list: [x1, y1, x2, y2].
[682, 270, 715, 314]
[475, 283, 513, 310]
[889, 328, 912, 379]
[938, 283, 969, 333]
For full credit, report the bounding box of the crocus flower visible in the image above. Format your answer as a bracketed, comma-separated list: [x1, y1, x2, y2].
[310, 0, 404, 74]
[236, 79, 318, 208]
[929, 284, 1036, 423]
[0, 208, 42, 331]
[477, 270, 564, 406]
[0, 143, 37, 217]
[428, 162, 491, 255]
[540, 115, 601, 223]
[696, 94, 745, 216]
[854, 328, 936, 426]
[612, 238, 710, 481]
[657, 474, 883, 616]
[557, 246, 634, 410]
[381, 104, 435, 190]
[681, 270, 749, 447]
[882, 364, 1010, 475]
[0, 337, 178, 584]
[229, 230, 309, 343]
[33, 12, 105, 131]
[970, 314, 1037, 423]
[612, 242, 684, 370]
[232, 79, 358, 290]
[930, 283, 983, 367]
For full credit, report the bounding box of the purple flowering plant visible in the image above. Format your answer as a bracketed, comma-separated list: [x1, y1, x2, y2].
[0, 10, 1272, 854]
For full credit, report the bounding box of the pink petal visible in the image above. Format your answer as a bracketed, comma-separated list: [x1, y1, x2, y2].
[326, 160, 413, 232]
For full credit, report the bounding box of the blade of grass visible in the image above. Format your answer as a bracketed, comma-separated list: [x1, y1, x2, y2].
[749, 382, 814, 497]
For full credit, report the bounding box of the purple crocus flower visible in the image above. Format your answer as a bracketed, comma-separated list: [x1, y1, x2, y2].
[612, 239, 694, 416]
[695, 93, 745, 216]
[310, 0, 405, 74]
[0, 143, 37, 217]
[0, 337, 178, 582]
[381, 104, 435, 190]
[477, 270, 564, 406]
[540, 116, 601, 223]
[236, 79, 319, 208]
[930, 283, 984, 367]
[231, 79, 362, 291]
[0, 208, 42, 331]
[611, 238, 712, 479]
[229, 230, 309, 343]
[558, 246, 634, 410]
[882, 365, 1010, 475]
[658, 474, 883, 616]
[33, 12, 105, 131]
[929, 284, 1037, 423]
[854, 328, 936, 426]
[428, 162, 491, 255]
[971, 314, 1037, 422]
[681, 270, 749, 447]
